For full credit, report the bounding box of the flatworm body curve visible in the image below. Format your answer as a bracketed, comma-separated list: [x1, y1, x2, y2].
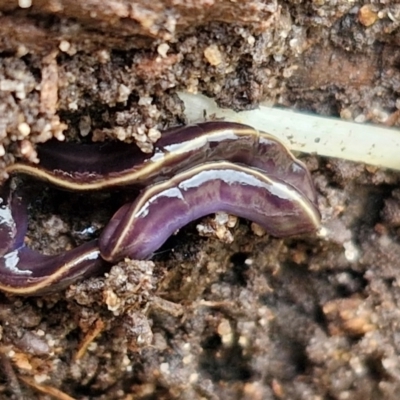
[99, 161, 320, 261]
[6, 122, 317, 206]
[0, 122, 321, 295]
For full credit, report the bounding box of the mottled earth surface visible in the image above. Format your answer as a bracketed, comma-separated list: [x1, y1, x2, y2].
[1, 1, 400, 399]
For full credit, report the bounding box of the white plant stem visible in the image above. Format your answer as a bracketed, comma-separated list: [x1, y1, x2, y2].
[178, 92, 400, 171]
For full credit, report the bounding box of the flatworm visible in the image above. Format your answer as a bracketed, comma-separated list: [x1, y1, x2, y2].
[0, 122, 321, 295]
[99, 161, 320, 261]
[6, 122, 317, 205]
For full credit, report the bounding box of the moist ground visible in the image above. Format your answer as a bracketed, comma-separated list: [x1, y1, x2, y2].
[1, 2, 400, 399]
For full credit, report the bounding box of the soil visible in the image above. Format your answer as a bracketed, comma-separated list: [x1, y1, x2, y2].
[1, 1, 400, 399]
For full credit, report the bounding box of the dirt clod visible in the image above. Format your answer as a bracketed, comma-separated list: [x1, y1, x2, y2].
[1, 1, 400, 399]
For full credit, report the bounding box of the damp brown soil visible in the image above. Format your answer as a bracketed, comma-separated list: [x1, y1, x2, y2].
[1, 2, 400, 400]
